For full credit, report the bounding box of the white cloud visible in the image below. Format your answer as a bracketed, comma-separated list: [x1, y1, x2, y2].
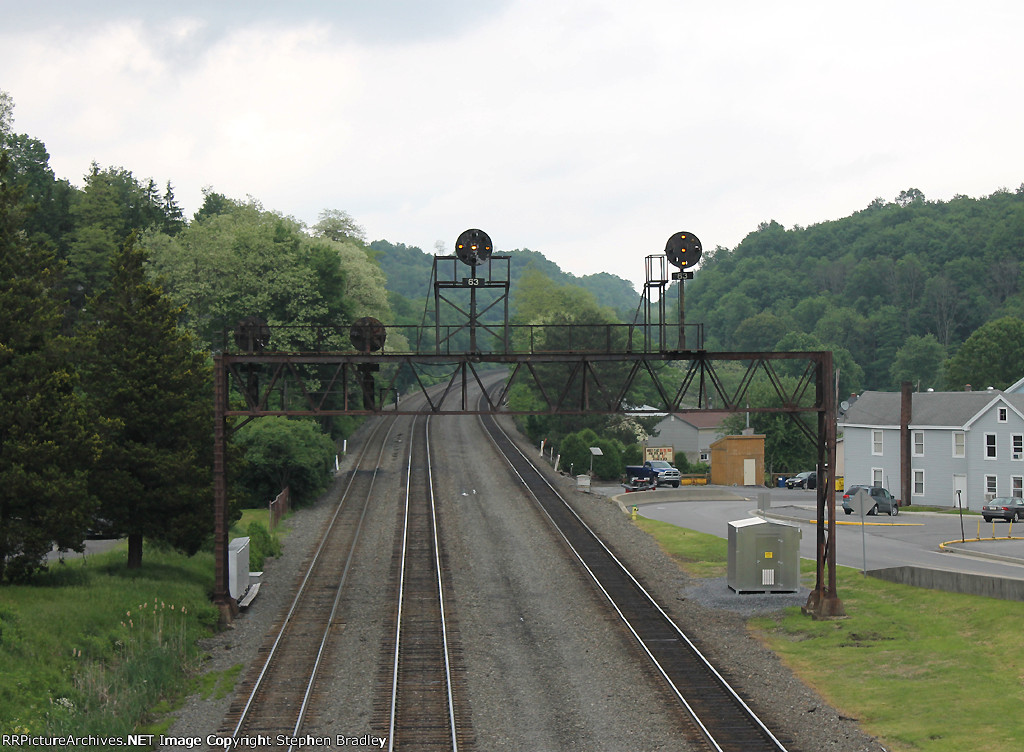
[3, 0, 1023, 289]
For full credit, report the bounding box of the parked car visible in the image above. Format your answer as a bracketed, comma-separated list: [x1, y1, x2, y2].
[982, 497, 1024, 522]
[786, 471, 816, 489]
[842, 485, 899, 516]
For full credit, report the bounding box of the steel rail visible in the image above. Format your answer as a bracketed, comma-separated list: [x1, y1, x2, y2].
[479, 409, 790, 752]
[386, 415, 460, 751]
[229, 415, 397, 739]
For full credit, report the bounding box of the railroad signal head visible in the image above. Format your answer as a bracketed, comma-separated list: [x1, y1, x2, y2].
[664, 231, 703, 270]
[234, 315, 270, 352]
[455, 228, 493, 267]
[350, 316, 387, 353]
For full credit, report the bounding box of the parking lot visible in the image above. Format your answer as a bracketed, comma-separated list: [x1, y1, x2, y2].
[593, 484, 1024, 581]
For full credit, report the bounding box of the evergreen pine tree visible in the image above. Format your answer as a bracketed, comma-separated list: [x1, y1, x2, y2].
[82, 234, 213, 568]
[0, 152, 97, 581]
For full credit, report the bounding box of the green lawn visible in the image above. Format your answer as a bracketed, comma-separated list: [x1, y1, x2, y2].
[636, 516, 1024, 752]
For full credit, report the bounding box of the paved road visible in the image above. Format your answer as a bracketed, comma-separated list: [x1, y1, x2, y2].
[595, 484, 1024, 580]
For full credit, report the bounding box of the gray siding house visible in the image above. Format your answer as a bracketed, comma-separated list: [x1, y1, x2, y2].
[649, 411, 729, 465]
[840, 389, 1024, 509]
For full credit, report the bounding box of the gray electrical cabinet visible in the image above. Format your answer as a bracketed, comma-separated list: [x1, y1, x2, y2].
[727, 518, 801, 593]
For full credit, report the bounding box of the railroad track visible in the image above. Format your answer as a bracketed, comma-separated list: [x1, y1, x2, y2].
[479, 408, 792, 752]
[222, 403, 471, 750]
[376, 415, 472, 750]
[221, 416, 398, 748]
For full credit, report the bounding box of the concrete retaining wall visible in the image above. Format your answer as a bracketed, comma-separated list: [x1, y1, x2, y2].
[868, 566, 1024, 602]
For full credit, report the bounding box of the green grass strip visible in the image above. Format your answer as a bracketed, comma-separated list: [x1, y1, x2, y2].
[634, 514, 1024, 752]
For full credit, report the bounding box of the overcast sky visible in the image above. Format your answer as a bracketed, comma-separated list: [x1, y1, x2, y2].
[3, 1, 1022, 289]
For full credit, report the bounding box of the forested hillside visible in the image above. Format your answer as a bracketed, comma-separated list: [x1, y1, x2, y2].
[372, 187, 1024, 395]
[684, 187, 1024, 392]
[370, 239, 641, 323]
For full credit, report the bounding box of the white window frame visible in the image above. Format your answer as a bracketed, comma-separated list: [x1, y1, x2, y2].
[872, 430, 883, 456]
[1013, 476, 1024, 498]
[998, 406, 1008, 423]
[913, 431, 924, 457]
[1014, 434, 1023, 461]
[986, 475, 998, 496]
[953, 431, 966, 458]
[913, 469, 925, 496]
[872, 467, 883, 487]
[985, 433, 997, 460]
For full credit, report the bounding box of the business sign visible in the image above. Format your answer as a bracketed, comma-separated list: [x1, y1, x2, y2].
[644, 446, 674, 462]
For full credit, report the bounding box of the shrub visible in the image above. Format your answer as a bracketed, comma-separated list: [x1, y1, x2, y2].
[245, 522, 280, 570]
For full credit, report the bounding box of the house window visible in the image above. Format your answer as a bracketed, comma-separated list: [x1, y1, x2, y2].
[913, 431, 924, 457]
[953, 432, 966, 458]
[872, 430, 883, 456]
[999, 407, 1008, 422]
[913, 469, 924, 496]
[1014, 476, 1024, 498]
[986, 475, 998, 496]
[1014, 435, 1023, 461]
[872, 468, 883, 487]
[986, 433, 997, 459]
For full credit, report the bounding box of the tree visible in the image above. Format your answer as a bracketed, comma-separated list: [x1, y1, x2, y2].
[895, 188, 926, 207]
[67, 164, 175, 301]
[0, 152, 98, 581]
[145, 202, 391, 351]
[557, 429, 624, 480]
[161, 181, 185, 236]
[1, 134, 74, 255]
[733, 312, 790, 351]
[312, 208, 366, 244]
[945, 317, 1024, 390]
[0, 89, 12, 138]
[234, 417, 336, 507]
[890, 334, 946, 389]
[81, 235, 212, 568]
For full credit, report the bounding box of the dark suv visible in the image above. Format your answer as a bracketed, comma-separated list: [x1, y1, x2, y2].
[842, 485, 899, 516]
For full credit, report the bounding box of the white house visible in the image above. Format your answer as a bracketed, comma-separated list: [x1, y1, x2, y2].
[840, 388, 1024, 509]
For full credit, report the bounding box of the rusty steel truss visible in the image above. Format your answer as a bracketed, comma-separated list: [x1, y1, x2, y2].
[212, 337, 843, 623]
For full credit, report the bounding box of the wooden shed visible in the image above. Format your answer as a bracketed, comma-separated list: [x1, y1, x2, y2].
[709, 434, 765, 486]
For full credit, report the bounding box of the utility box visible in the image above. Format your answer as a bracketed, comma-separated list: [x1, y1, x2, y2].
[228, 537, 251, 601]
[727, 518, 801, 593]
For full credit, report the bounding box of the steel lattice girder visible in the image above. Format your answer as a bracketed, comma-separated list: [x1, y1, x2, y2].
[221, 351, 823, 437]
[212, 349, 843, 622]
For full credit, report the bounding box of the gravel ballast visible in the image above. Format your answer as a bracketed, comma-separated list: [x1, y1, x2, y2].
[160, 414, 885, 751]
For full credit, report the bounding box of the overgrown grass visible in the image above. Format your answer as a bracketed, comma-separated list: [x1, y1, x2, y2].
[0, 546, 218, 746]
[635, 514, 1024, 752]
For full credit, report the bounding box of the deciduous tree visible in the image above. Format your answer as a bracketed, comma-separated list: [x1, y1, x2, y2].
[945, 317, 1024, 390]
[234, 417, 336, 507]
